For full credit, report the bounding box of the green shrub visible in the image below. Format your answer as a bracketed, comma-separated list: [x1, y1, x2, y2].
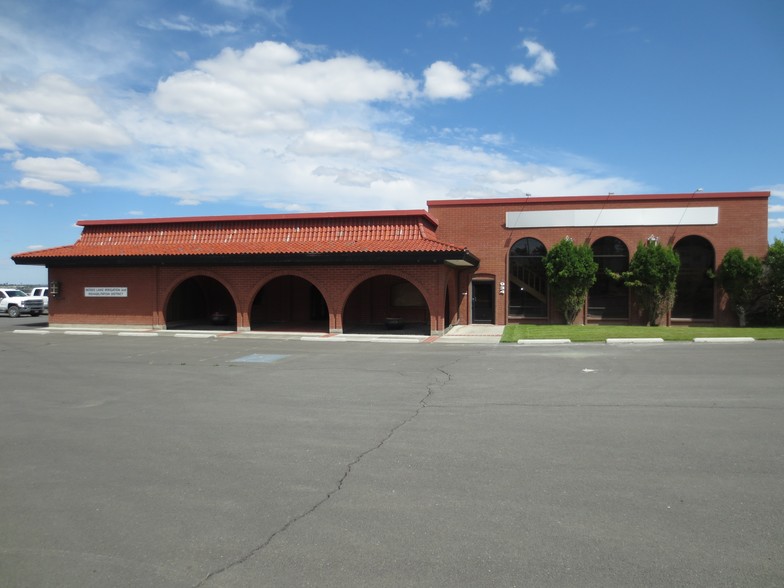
[762, 239, 784, 325]
[542, 238, 598, 324]
[614, 241, 680, 326]
[716, 248, 762, 326]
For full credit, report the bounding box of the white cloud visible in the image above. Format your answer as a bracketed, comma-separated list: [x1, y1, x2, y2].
[215, 0, 256, 9]
[768, 184, 784, 198]
[18, 177, 71, 196]
[423, 61, 472, 100]
[312, 166, 401, 188]
[562, 3, 586, 13]
[0, 199, 8, 205]
[769, 205, 784, 213]
[290, 128, 400, 159]
[0, 35, 642, 216]
[508, 39, 558, 85]
[141, 15, 239, 37]
[0, 74, 131, 151]
[769, 218, 784, 228]
[152, 42, 417, 133]
[475, 0, 492, 14]
[428, 14, 458, 28]
[13, 157, 100, 183]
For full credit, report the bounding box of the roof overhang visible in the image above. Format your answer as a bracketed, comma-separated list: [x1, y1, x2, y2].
[15, 250, 479, 268]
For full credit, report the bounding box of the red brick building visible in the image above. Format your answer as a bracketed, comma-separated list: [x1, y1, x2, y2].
[12, 191, 770, 332]
[430, 191, 770, 327]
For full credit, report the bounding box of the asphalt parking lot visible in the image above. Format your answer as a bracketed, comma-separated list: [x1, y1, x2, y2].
[1, 317, 783, 587]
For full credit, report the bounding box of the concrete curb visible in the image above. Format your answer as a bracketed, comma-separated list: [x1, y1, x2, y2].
[64, 330, 103, 336]
[693, 337, 756, 343]
[517, 339, 572, 345]
[606, 338, 665, 344]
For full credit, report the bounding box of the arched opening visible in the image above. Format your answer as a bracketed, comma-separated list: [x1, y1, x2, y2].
[343, 275, 430, 335]
[508, 237, 548, 319]
[250, 275, 328, 332]
[588, 237, 629, 319]
[673, 236, 715, 319]
[165, 276, 236, 330]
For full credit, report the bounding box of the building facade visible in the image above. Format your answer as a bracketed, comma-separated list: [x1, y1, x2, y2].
[12, 191, 770, 332]
[430, 191, 770, 327]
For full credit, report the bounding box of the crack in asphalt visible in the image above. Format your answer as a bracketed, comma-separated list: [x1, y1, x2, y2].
[192, 360, 455, 587]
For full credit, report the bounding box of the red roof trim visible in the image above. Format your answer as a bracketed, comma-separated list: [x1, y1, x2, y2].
[77, 209, 439, 228]
[427, 191, 770, 208]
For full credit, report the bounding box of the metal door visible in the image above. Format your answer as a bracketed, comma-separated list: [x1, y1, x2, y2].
[471, 281, 494, 324]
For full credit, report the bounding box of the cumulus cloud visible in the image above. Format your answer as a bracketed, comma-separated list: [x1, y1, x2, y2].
[18, 177, 70, 196]
[289, 128, 400, 159]
[312, 166, 401, 188]
[11, 157, 99, 196]
[152, 41, 417, 133]
[508, 40, 558, 85]
[0, 74, 131, 151]
[423, 61, 473, 100]
[0, 34, 640, 214]
[769, 205, 784, 213]
[13, 157, 100, 183]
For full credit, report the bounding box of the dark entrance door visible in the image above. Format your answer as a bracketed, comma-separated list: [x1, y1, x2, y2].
[472, 281, 494, 324]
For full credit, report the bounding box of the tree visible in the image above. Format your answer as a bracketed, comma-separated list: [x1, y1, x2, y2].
[716, 248, 762, 326]
[615, 241, 680, 326]
[762, 238, 784, 325]
[542, 237, 598, 324]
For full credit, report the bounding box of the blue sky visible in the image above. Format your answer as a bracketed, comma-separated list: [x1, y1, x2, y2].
[1, 0, 782, 284]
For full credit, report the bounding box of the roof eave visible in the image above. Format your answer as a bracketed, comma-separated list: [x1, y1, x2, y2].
[16, 250, 479, 268]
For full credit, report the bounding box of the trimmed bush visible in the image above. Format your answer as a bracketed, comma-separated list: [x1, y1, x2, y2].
[543, 238, 598, 324]
[716, 248, 762, 326]
[614, 241, 680, 326]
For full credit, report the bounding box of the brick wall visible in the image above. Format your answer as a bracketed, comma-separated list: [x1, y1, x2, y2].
[429, 192, 770, 326]
[47, 263, 455, 334]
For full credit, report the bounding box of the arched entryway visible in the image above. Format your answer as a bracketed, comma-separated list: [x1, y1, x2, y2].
[588, 236, 629, 320]
[343, 275, 431, 335]
[508, 237, 548, 319]
[250, 275, 328, 332]
[165, 275, 236, 329]
[673, 235, 715, 320]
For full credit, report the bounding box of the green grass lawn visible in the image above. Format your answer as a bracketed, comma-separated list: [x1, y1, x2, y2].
[502, 324, 784, 343]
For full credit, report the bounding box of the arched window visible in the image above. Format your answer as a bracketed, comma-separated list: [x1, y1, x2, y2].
[588, 237, 629, 319]
[508, 237, 548, 318]
[673, 236, 715, 319]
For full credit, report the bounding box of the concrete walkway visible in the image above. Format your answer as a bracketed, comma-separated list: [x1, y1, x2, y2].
[436, 324, 505, 343]
[14, 322, 508, 344]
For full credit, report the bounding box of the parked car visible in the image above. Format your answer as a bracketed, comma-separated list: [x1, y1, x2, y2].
[29, 286, 49, 311]
[0, 288, 45, 318]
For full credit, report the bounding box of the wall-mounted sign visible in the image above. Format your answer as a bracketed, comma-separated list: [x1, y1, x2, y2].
[85, 287, 128, 298]
[506, 207, 719, 229]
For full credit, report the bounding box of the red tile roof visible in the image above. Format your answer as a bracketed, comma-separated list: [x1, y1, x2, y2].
[13, 210, 473, 262]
